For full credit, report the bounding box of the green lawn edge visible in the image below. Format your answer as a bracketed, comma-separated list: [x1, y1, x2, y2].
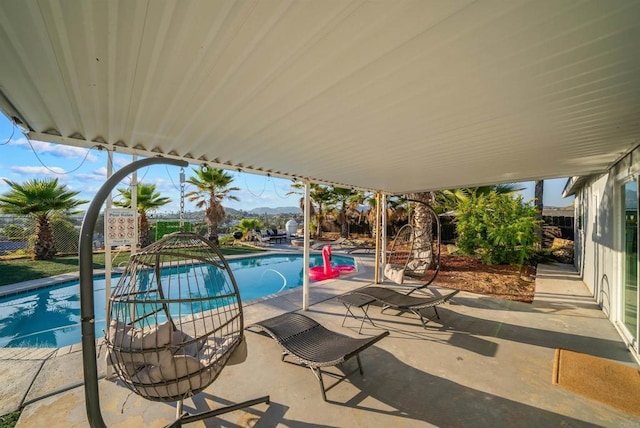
[0, 245, 264, 287]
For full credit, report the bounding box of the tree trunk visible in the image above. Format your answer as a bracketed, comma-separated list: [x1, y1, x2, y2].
[366, 202, 379, 241]
[139, 211, 150, 247]
[34, 216, 56, 260]
[407, 192, 435, 270]
[205, 206, 220, 247]
[339, 205, 349, 238]
[315, 207, 324, 238]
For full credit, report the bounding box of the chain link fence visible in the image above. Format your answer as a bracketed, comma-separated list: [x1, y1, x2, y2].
[0, 214, 210, 257]
[0, 214, 83, 256]
[0, 215, 32, 256]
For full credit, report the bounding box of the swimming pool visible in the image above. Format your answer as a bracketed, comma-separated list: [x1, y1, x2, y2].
[0, 253, 356, 348]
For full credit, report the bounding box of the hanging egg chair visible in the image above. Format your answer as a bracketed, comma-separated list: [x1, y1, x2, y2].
[383, 224, 415, 284]
[105, 232, 247, 402]
[383, 201, 441, 288]
[79, 158, 267, 427]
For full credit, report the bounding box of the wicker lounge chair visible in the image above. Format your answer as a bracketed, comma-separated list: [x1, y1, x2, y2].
[345, 244, 376, 254]
[311, 237, 347, 250]
[350, 286, 459, 328]
[247, 312, 389, 401]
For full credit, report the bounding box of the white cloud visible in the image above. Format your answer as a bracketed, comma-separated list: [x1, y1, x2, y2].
[82, 185, 102, 193]
[11, 165, 66, 176]
[10, 137, 98, 162]
[74, 169, 107, 181]
[113, 156, 131, 167]
[149, 177, 171, 186]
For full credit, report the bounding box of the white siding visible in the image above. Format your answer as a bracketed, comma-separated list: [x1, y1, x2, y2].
[573, 148, 640, 359]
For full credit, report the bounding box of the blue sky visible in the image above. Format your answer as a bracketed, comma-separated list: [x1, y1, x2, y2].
[0, 113, 573, 213]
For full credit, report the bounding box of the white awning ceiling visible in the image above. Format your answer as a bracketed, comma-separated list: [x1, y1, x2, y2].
[1, 0, 639, 194]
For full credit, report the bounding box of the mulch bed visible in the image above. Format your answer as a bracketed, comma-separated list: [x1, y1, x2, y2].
[319, 233, 537, 303]
[435, 253, 536, 303]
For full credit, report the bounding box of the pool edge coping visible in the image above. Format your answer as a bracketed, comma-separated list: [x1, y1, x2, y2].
[0, 249, 360, 298]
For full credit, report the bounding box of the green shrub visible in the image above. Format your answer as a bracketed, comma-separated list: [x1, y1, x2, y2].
[194, 224, 208, 237]
[219, 234, 235, 245]
[236, 218, 264, 240]
[0, 410, 20, 428]
[51, 216, 79, 254]
[2, 224, 25, 241]
[456, 191, 541, 266]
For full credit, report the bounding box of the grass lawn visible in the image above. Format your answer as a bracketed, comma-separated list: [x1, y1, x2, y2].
[0, 245, 264, 287]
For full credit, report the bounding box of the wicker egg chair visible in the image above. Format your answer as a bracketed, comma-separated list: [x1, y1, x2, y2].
[383, 224, 415, 285]
[384, 201, 441, 291]
[105, 232, 249, 402]
[79, 158, 268, 427]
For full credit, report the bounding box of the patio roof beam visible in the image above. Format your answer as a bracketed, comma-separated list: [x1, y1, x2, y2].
[26, 131, 380, 194]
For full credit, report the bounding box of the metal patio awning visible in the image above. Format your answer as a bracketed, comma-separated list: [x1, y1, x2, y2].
[1, 1, 639, 193]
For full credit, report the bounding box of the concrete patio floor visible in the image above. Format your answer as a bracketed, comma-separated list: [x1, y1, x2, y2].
[1, 257, 639, 427]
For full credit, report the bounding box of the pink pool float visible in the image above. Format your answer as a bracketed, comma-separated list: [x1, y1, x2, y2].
[335, 264, 356, 273]
[309, 245, 340, 281]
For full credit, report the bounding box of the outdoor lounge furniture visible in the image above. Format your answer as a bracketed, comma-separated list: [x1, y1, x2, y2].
[337, 293, 377, 334]
[383, 201, 442, 287]
[103, 231, 270, 423]
[266, 228, 287, 243]
[311, 237, 347, 250]
[349, 286, 460, 328]
[247, 312, 389, 401]
[345, 244, 376, 254]
[383, 224, 415, 284]
[253, 230, 271, 246]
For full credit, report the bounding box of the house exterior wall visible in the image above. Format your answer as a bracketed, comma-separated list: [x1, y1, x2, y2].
[574, 174, 613, 314]
[572, 149, 639, 361]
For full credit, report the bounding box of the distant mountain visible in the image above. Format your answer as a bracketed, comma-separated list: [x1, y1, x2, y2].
[223, 207, 243, 216]
[542, 205, 574, 217]
[248, 206, 301, 215]
[150, 206, 300, 217]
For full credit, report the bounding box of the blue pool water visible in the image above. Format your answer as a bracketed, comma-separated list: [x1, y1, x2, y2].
[0, 253, 356, 348]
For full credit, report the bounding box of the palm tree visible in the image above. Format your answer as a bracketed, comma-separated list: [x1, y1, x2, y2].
[311, 185, 334, 237]
[340, 190, 371, 236]
[185, 167, 239, 246]
[114, 183, 171, 246]
[330, 187, 358, 238]
[235, 218, 264, 241]
[0, 178, 87, 260]
[435, 183, 523, 213]
[407, 191, 436, 255]
[386, 195, 409, 235]
[363, 195, 408, 237]
[288, 182, 332, 238]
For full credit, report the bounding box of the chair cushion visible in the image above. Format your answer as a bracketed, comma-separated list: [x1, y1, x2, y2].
[384, 265, 405, 284]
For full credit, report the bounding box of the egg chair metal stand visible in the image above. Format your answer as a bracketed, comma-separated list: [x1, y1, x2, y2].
[79, 157, 268, 428]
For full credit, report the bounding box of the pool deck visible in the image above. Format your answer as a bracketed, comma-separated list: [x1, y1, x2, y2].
[1, 245, 639, 427]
